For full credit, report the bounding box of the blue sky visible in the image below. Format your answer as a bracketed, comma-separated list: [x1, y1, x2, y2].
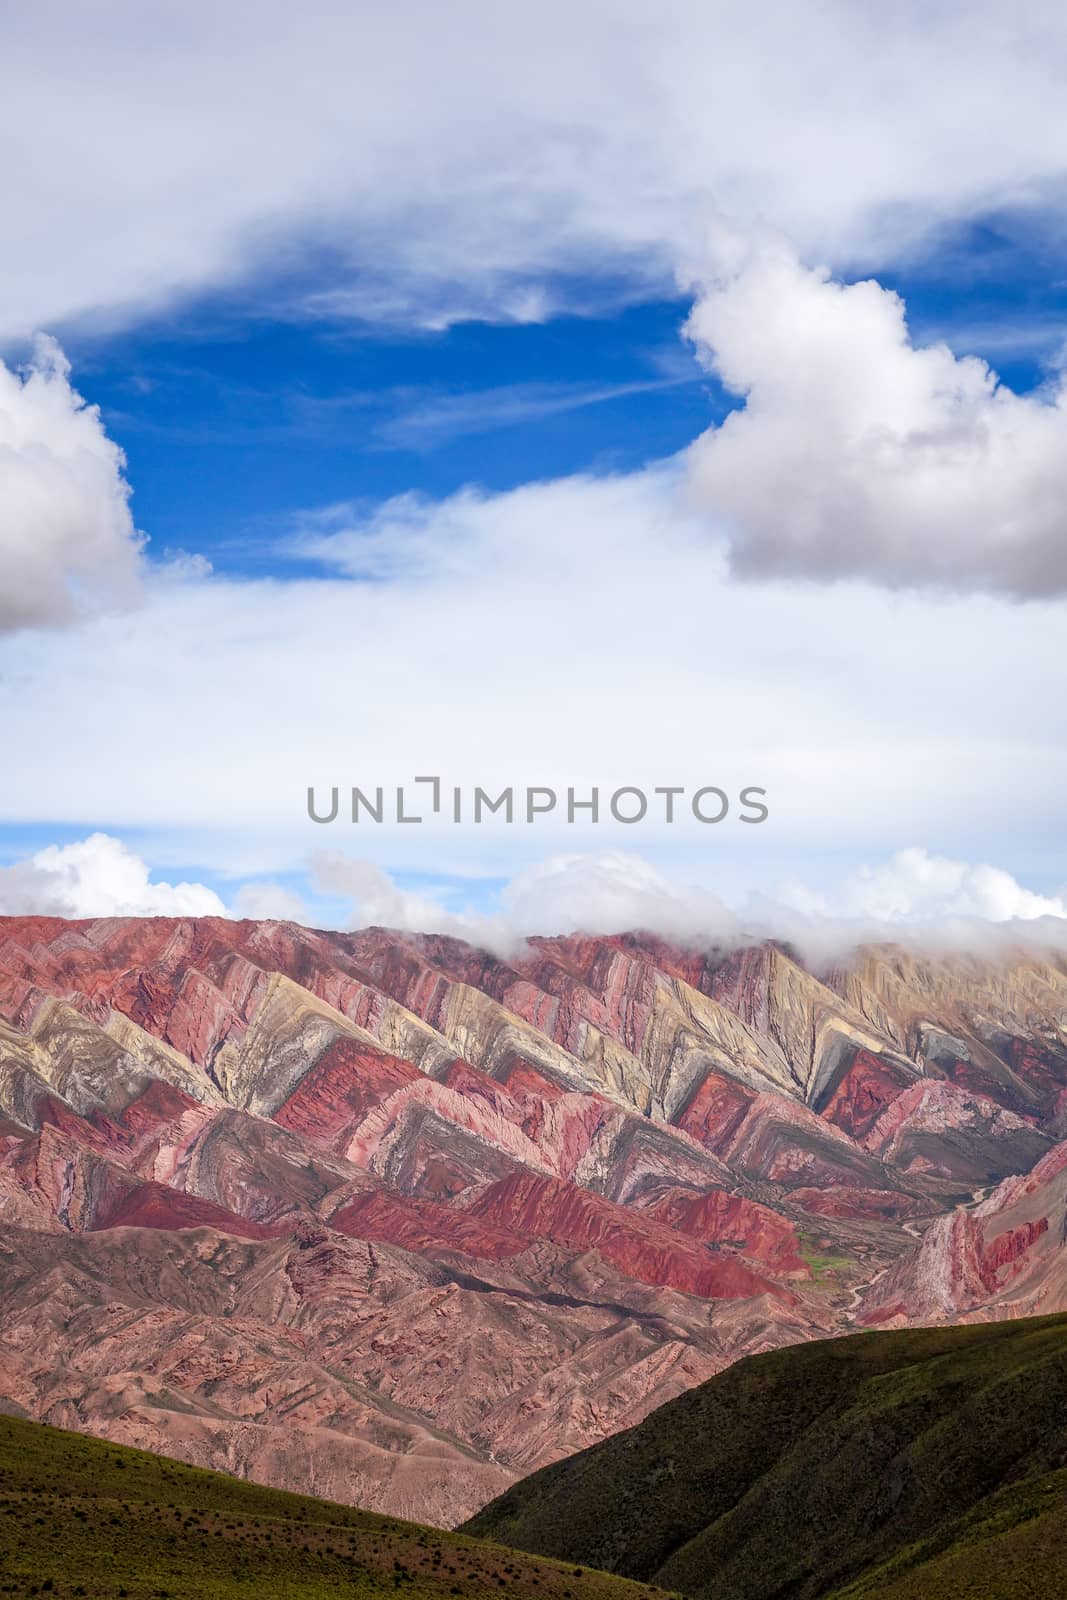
[1, 2, 1066, 940]
[63, 299, 717, 572]
[28, 214, 1067, 585]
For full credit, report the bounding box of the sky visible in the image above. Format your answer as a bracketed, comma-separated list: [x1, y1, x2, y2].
[1, 0, 1066, 946]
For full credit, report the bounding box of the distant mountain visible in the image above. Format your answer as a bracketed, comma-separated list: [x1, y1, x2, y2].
[464, 1313, 1067, 1600]
[0, 1409, 673, 1600]
[0, 914, 1065, 1525]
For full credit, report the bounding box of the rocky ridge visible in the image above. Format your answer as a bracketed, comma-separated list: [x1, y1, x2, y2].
[0, 914, 1065, 1524]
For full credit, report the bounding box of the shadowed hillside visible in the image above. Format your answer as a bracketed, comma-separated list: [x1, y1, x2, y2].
[0, 1411, 676, 1600]
[463, 1313, 1067, 1600]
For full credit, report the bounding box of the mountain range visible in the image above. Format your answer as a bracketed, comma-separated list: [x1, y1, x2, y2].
[8, 1314, 1067, 1599]
[0, 913, 1065, 1526]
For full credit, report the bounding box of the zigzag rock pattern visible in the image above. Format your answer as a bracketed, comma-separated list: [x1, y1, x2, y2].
[1, 915, 1065, 1523]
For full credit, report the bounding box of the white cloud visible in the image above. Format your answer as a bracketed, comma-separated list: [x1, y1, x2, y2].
[309, 848, 740, 950]
[309, 856, 455, 933]
[0, 338, 143, 632]
[499, 851, 737, 942]
[684, 231, 1067, 595]
[231, 881, 315, 923]
[7, 3, 1067, 336]
[5, 13, 1066, 942]
[0, 834, 225, 919]
[2, 465, 1065, 901]
[313, 846, 1067, 952]
[780, 846, 1067, 924]
[1, 836, 1063, 963]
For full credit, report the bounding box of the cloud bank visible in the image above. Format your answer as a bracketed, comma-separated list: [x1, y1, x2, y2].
[1, 836, 1063, 966]
[0, 339, 143, 632]
[3, 460, 1065, 894]
[308, 851, 740, 948]
[685, 233, 1067, 596]
[6, 3, 1067, 336]
[311, 846, 1067, 956]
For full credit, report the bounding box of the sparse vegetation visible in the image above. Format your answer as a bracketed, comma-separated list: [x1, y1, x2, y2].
[0, 1414, 674, 1600]
[796, 1234, 853, 1282]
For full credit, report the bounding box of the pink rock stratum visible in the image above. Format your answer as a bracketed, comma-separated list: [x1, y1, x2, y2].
[0, 915, 1065, 1524]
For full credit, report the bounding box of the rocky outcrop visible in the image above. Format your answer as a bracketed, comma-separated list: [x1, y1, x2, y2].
[0, 913, 1065, 1526]
[862, 1138, 1067, 1323]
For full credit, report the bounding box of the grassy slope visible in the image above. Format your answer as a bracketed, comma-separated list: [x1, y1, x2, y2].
[0, 1413, 677, 1600]
[463, 1313, 1067, 1600]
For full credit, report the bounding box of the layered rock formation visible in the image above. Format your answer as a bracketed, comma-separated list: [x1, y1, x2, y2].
[0, 914, 1065, 1525]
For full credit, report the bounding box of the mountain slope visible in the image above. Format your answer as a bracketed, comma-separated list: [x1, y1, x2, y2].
[463, 1313, 1067, 1599]
[0, 1410, 675, 1600]
[1, 914, 1066, 1525]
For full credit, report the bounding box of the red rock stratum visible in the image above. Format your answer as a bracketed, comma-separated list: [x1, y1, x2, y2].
[0, 915, 1065, 1524]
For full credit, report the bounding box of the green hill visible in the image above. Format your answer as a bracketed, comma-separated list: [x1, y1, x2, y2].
[0, 1410, 675, 1600]
[462, 1314, 1067, 1600]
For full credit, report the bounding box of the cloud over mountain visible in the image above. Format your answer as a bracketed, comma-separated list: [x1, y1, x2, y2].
[1, 835, 1062, 959]
[778, 845, 1067, 927]
[0, 834, 225, 919]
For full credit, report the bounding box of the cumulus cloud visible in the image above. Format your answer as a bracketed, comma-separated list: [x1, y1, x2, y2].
[0, 338, 143, 632]
[7, 3, 1067, 336]
[499, 852, 737, 943]
[309, 849, 740, 951]
[312, 846, 1065, 956]
[231, 881, 315, 923]
[301, 844, 1067, 963]
[0, 834, 225, 919]
[1, 836, 1063, 965]
[875, 850, 1067, 924]
[779, 846, 1067, 925]
[309, 855, 456, 934]
[685, 232, 1067, 596]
